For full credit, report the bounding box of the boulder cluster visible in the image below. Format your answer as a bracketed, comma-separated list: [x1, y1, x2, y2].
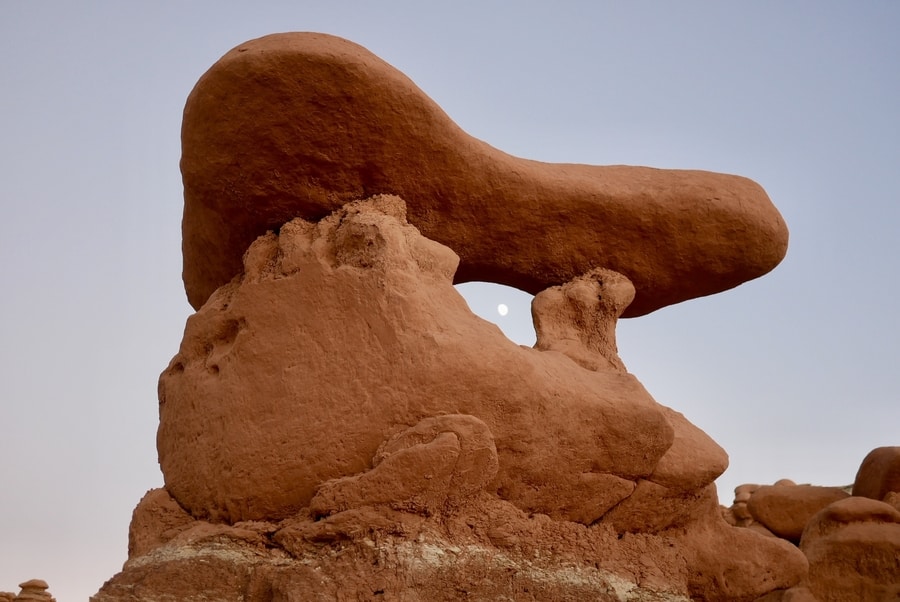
[723, 446, 900, 600]
[85, 32, 895, 601]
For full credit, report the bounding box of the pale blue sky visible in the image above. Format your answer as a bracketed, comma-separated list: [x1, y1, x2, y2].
[2, 3, 898, 600]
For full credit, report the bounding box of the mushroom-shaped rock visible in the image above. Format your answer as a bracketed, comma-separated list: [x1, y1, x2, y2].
[532, 267, 634, 372]
[181, 32, 789, 316]
[13, 580, 55, 602]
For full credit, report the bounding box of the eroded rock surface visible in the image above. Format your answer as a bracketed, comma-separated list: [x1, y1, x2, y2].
[158, 196, 722, 527]
[180, 32, 788, 316]
[8, 581, 55, 602]
[93, 488, 805, 602]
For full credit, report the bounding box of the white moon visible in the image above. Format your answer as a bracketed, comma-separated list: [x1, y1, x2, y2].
[497, 303, 509, 316]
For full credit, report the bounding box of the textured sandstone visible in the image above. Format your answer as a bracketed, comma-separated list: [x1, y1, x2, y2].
[180, 32, 789, 316]
[309, 414, 499, 518]
[91, 30, 813, 601]
[93, 487, 805, 602]
[746, 484, 850, 542]
[799, 496, 900, 601]
[533, 267, 635, 372]
[158, 196, 725, 526]
[128, 488, 195, 558]
[678, 509, 807, 602]
[852, 445, 900, 501]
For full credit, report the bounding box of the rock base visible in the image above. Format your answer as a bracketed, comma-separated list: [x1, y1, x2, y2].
[92, 488, 807, 602]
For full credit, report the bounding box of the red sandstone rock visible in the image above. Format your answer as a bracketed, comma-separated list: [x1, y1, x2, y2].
[180, 32, 789, 316]
[532, 267, 634, 372]
[748, 522, 777, 538]
[159, 196, 728, 526]
[128, 488, 194, 558]
[309, 414, 499, 517]
[650, 406, 728, 493]
[799, 496, 900, 601]
[677, 502, 808, 601]
[93, 31, 806, 601]
[852, 445, 900, 501]
[746, 484, 849, 542]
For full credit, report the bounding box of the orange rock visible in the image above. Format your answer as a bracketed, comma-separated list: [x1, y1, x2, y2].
[158, 196, 691, 524]
[180, 32, 788, 316]
[649, 406, 728, 493]
[852, 446, 900, 501]
[309, 414, 499, 517]
[735, 483, 760, 498]
[95, 489, 805, 601]
[532, 267, 634, 372]
[128, 488, 194, 558]
[774, 478, 797, 487]
[755, 587, 819, 601]
[732, 501, 753, 521]
[748, 522, 777, 538]
[609, 482, 732, 535]
[747, 484, 849, 542]
[800, 497, 900, 601]
[678, 507, 808, 601]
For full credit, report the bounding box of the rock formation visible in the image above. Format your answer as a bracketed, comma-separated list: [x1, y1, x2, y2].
[1, 581, 56, 602]
[852, 446, 900, 502]
[746, 483, 849, 543]
[800, 497, 900, 601]
[180, 32, 789, 316]
[156, 196, 732, 529]
[95, 194, 807, 600]
[722, 447, 900, 600]
[93, 32, 827, 600]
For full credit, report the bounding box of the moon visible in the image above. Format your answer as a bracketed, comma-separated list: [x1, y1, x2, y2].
[497, 303, 509, 316]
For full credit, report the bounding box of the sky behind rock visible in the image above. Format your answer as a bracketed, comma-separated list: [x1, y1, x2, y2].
[1, 3, 898, 600]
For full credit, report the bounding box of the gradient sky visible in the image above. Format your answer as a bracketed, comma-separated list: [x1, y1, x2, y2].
[2, 3, 898, 600]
